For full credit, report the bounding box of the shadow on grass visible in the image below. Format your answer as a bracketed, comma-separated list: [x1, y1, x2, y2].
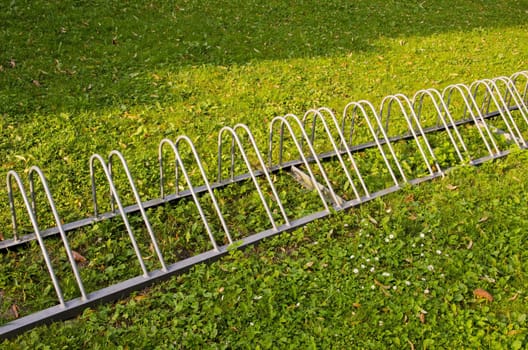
[0, 0, 527, 115]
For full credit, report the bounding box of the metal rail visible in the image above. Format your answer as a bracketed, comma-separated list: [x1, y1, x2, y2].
[1, 71, 527, 339]
[0, 106, 515, 251]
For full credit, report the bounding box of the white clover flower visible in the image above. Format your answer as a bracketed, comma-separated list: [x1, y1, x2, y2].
[436, 250, 442, 255]
[350, 255, 355, 259]
[366, 258, 370, 263]
[392, 285, 397, 290]
[361, 264, 366, 269]
[371, 285, 376, 290]
[374, 257, 379, 261]
[353, 268, 359, 274]
[424, 289, 430, 294]
[370, 267, 375, 272]
[384, 238, 389, 243]
[405, 281, 411, 286]
[382, 272, 390, 277]
[420, 233, 425, 238]
[389, 234, 394, 239]
[378, 320, 384, 326]
[427, 265, 434, 271]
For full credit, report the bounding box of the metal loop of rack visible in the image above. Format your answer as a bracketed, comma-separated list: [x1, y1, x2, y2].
[1, 71, 527, 338]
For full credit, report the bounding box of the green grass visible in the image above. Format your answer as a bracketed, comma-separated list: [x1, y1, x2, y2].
[1, 0, 528, 348]
[4, 151, 528, 349]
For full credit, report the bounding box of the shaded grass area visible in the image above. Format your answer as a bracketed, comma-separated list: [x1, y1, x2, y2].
[2, 0, 526, 115]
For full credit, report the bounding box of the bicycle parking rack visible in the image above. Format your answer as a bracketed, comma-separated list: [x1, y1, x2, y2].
[1, 71, 527, 338]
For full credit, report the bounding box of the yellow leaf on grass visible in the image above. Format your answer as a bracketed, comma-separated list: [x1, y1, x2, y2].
[133, 295, 147, 302]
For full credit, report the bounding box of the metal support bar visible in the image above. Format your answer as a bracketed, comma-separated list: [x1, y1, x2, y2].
[0, 107, 521, 251]
[1, 71, 527, 339]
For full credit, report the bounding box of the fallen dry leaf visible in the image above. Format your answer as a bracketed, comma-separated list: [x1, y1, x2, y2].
[507, 329, 522, 336]
[404, 194, 414, 203]
[9, 59, 16, 68]
[305, 261, 314, 268]
[473, 288, 493, 302]
[446, 184, 458, 190]
[72, 250, 87, 263]
[133, 295, 147, 302]
[480, 275, 496, 284]
[352, 302, 361, 308]
[367, 215, 378, 225]
[478, 216, 489, 223]
[11, 304, 19, 319]
[32, 79, 41, 87]
[218, 287, 225, 293]
[419, 312, 426, 324]
[374, 279, 390, 289]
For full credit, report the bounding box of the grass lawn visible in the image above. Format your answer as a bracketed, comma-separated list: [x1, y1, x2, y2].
[1, 0, 528, 348]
